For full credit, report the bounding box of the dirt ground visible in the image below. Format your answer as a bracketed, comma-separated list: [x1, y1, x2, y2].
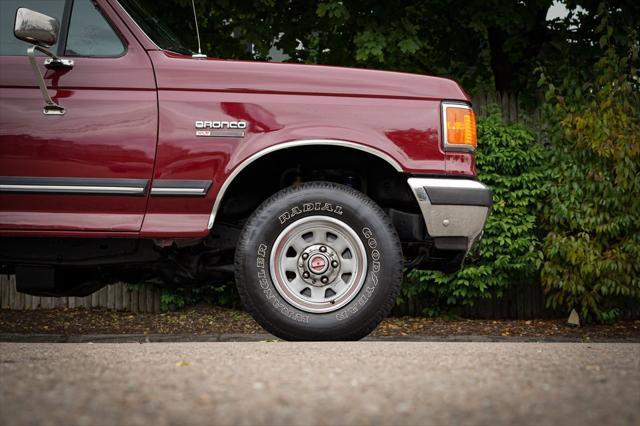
[1, 304, 639, 340]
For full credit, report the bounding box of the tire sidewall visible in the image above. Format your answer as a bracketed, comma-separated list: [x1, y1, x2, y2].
[236, 183, 401, 340]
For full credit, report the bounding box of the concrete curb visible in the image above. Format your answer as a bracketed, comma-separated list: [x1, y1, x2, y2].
[1, 333, 638, 343]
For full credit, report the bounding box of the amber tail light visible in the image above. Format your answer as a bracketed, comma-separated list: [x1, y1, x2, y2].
[442, 103, 477, 151]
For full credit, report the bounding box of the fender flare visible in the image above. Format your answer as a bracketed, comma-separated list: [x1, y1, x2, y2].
[207, 139, 404, 229]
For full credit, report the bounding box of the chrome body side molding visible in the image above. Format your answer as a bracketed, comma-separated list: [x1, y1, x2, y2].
[207, 139, 403, 229]
[0, 177, 214, 197]
[150, 180, 212, 196]
[0, 177, 148, 195]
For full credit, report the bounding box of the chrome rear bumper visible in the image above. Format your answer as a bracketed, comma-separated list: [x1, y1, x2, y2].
[407, 178, 491, 253]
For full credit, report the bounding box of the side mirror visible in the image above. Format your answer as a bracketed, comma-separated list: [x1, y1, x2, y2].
[13, 8, 73, 115]
[14, 7, 59, 47]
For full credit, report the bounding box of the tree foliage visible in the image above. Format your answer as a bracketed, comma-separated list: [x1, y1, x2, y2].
[539, 5, 640, 322]
[159, 0, 638, 97]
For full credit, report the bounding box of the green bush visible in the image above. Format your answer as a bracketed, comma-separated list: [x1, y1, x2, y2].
[539, 11, 640, 323]
[159, 282, 240, 311]
[401, 113, 546, 315]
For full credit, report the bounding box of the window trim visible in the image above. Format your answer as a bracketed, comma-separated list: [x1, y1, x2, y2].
[55, 0, 73, 57]
[108, 0, 161, 51]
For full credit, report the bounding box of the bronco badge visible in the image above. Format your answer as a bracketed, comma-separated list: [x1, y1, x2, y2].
[195, 120, 247, 138]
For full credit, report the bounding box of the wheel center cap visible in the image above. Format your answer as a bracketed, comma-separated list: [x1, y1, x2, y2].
[308, 254, 329, 274]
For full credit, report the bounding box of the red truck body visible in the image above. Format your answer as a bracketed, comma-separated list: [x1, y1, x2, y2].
[0, 0, 490, 340]
[0, 0, 474, 236]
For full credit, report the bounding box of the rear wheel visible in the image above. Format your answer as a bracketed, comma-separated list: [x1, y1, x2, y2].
[234, 181, 403, 341]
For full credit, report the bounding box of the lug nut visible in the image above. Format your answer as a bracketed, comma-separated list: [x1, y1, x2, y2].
[331, 260, 339, 268]
[303, 271, 310, 279]
[302, 253, 309, 259]
[321, 276, 329, 284]
[319, 246, 327, 252]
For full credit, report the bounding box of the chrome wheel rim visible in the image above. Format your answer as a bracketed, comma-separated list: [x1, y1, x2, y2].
[270, 215, 367, 313]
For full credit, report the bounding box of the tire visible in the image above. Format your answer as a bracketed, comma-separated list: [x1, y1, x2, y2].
[235, 181, 403, 341]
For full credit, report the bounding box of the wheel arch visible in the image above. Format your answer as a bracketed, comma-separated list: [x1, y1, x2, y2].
[208, 139, 405, 229]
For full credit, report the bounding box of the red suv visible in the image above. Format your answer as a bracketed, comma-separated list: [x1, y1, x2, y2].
[0, 0, 491, 340]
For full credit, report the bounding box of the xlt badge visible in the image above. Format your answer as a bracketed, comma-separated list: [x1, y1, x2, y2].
[195, 120, 247, 138]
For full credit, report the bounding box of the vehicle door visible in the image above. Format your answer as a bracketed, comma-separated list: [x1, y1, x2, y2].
[0, 0, 157, 232]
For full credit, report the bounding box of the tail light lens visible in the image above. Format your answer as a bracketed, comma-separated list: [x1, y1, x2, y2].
[442, 103, 477, 151]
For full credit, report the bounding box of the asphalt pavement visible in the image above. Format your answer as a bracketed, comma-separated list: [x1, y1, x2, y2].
[0, 342, 638, 426]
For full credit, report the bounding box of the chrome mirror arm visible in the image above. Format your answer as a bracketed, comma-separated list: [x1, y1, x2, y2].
[27, 45, 73, 115]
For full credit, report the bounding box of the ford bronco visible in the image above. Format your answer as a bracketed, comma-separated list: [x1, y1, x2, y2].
[0, 0, 491, 340]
